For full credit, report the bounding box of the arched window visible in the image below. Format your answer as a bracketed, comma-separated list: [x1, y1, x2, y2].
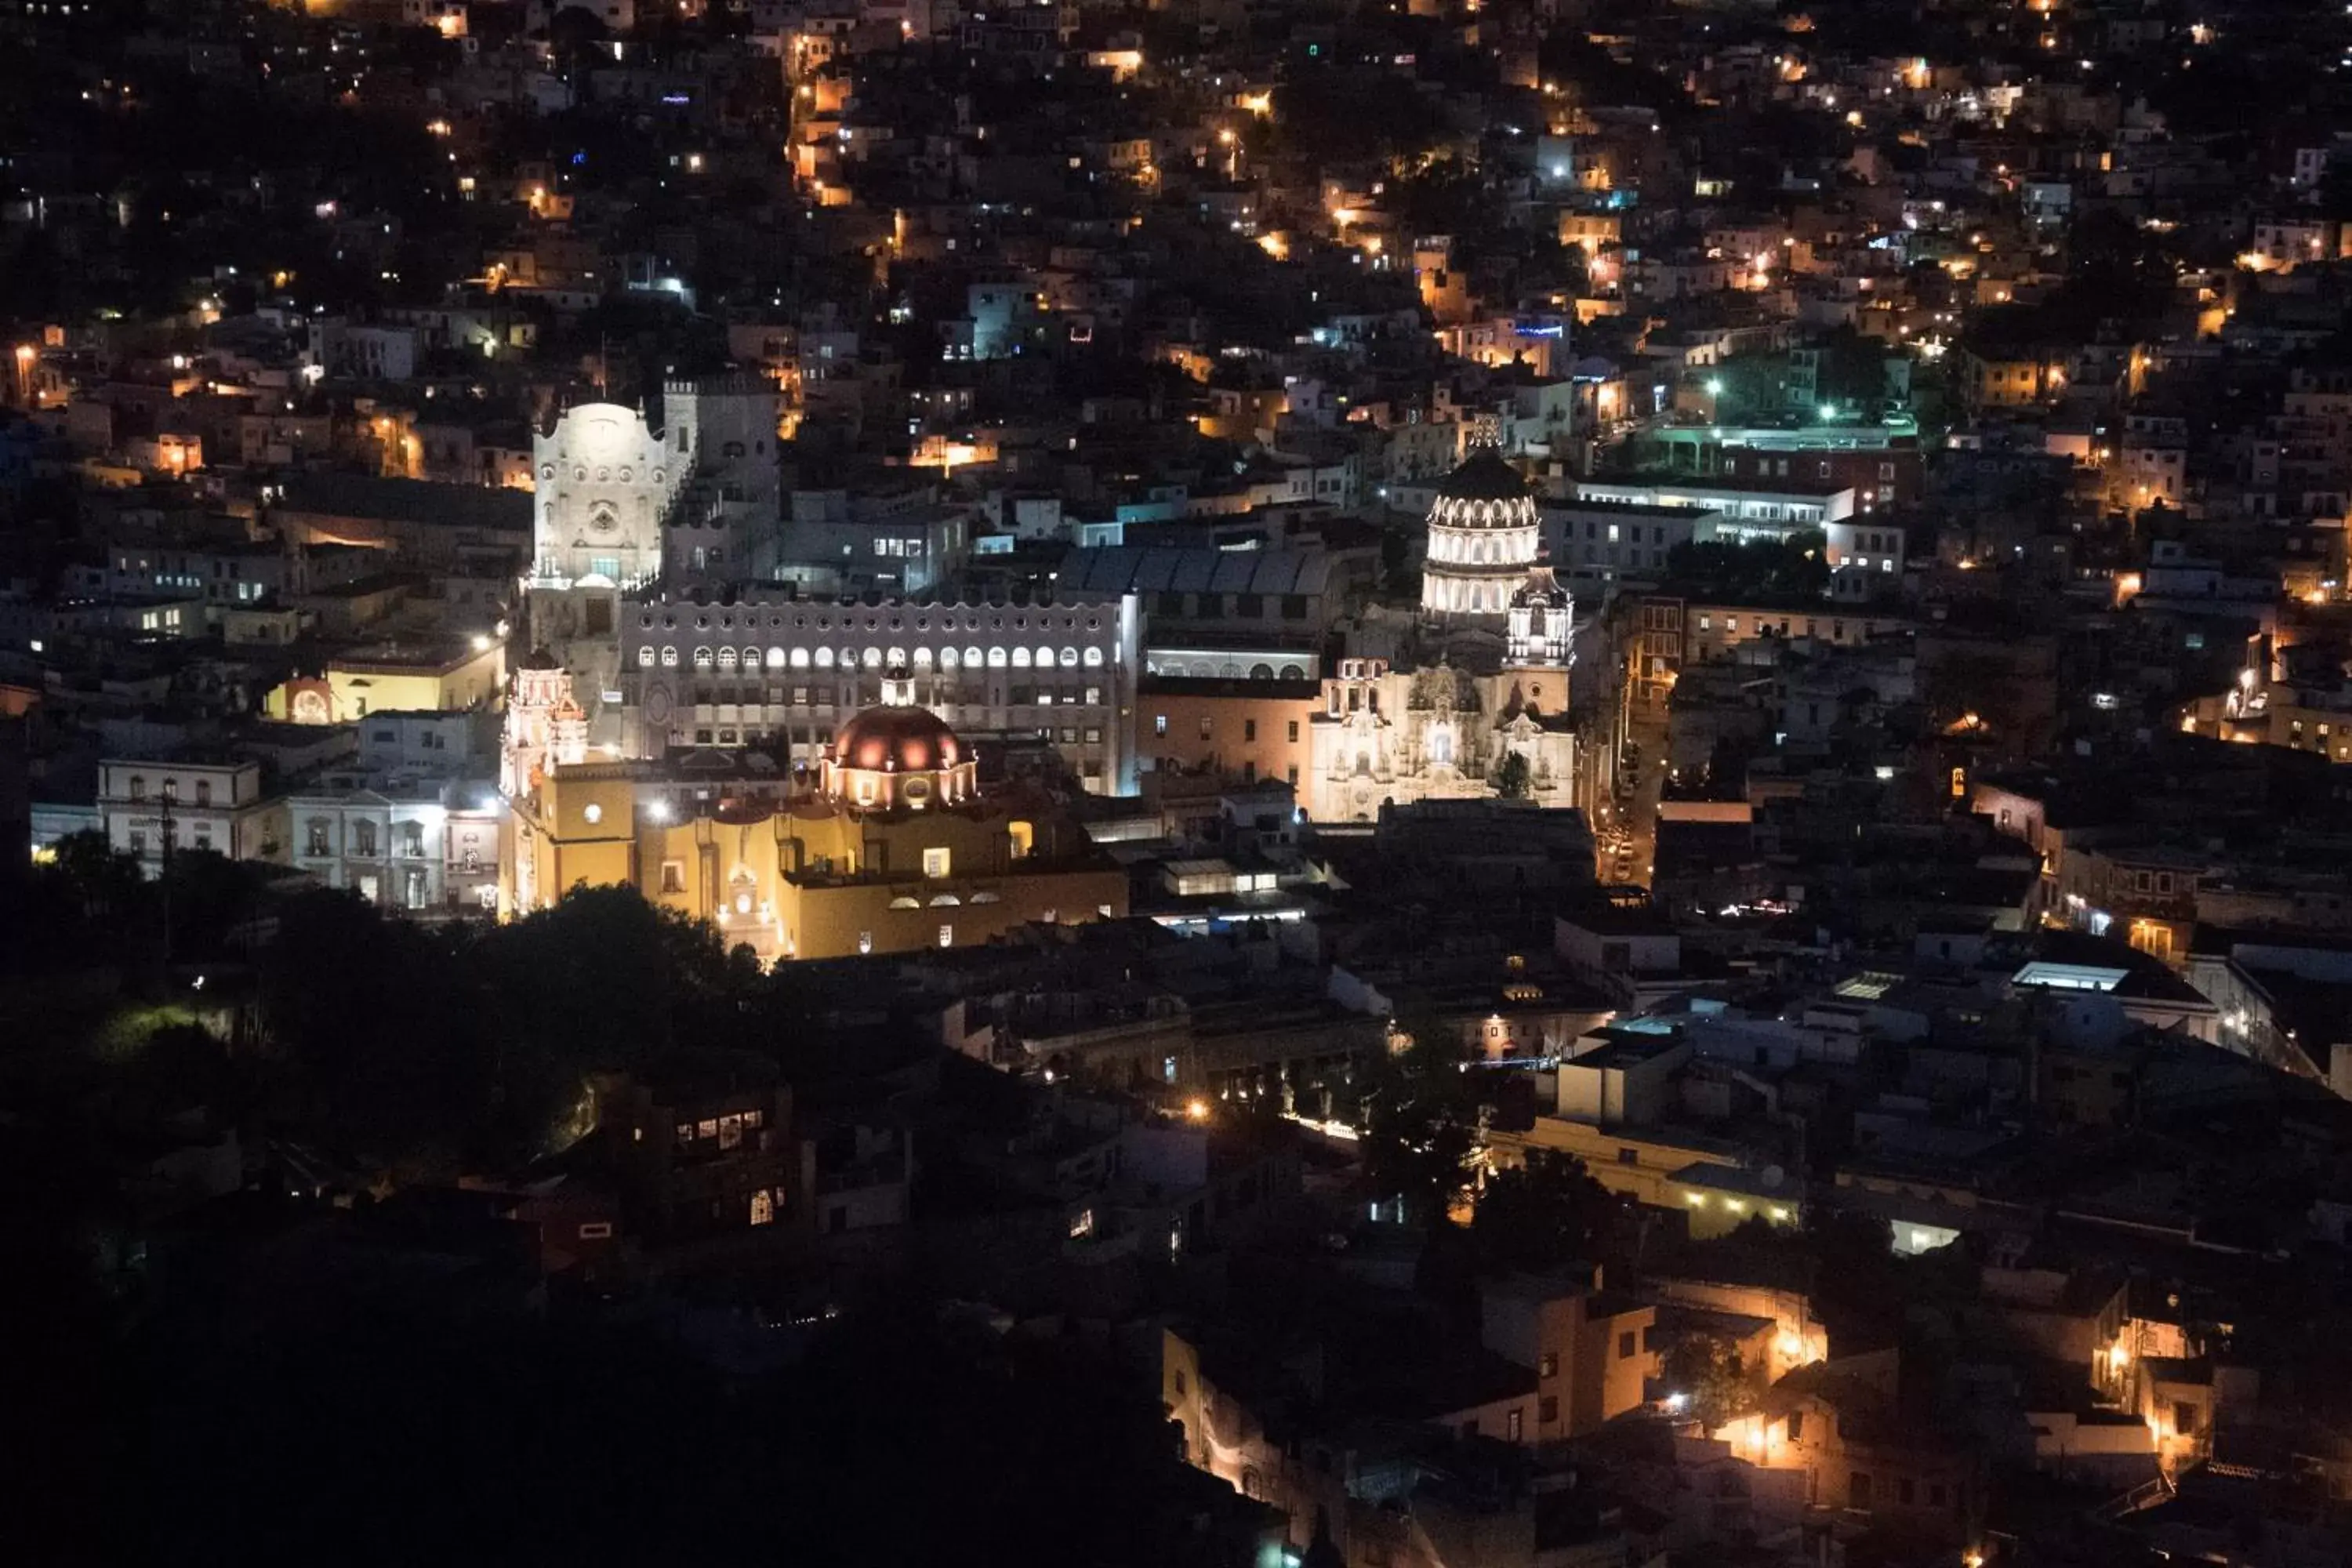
[886, 646, 908, 668]
[693, 647, 715, 669]
[913, 646, 934, 667]
[661, 646, 679, 668]
[862, 646, 883, 669]
[1059, 647, 1079, 668]
[815, 648, 835, 669]
[638, 646, 656, 668]
[743, 648, 761, 670]
[1083, 645, 1105, 667]
[1011, 647, 1032, 668]
[985, 647, 1007, 669]
[965, 645, 985, 668]
[717, 648, 739, 671]
[766, 648, 786, 668]
[789, 648, 810, 669]
[939, 647, 960, 670]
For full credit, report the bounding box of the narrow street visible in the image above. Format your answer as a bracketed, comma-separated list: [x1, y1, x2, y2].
[1587, 647, 1671, 891]
[1604, 693, 1669, 890]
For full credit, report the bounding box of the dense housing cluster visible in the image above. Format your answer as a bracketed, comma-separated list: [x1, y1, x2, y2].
[8, 1, 2352, 1564]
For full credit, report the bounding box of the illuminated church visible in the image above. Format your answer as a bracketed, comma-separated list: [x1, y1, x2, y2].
[1308, 433, 1579, 822]
[520, 378, 782, 749]
[500, 666, 1127, 961]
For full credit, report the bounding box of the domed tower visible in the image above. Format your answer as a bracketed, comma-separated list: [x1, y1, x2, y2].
[1506, 564, 1574, 670]
[1421, 440, 1541, 619]
[820, 671, 978, 811]
[501, 647, 588, 800]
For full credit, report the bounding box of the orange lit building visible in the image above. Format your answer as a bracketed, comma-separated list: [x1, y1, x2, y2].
[1138, 675, 1319, 789]
[503, 670, 1127, 960]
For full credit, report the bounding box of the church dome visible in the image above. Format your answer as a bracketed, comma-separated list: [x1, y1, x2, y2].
[1435, 446, 1531, 509]
[1423, 441, 1541, 619]
[832, 704, 964, 774]
[822, 684, 978, 811]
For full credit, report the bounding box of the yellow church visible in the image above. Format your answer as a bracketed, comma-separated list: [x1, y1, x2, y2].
[501, 666, 1128, 962]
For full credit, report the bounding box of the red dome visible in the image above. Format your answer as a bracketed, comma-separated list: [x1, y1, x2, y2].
[832, 703, 963, 773]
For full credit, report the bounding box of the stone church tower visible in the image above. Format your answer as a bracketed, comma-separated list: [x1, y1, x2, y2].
[500, 648, 588, 802]
[519, 379, 781, 748]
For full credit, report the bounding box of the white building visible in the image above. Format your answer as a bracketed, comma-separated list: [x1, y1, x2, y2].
[1824, 517, 1907, 579]
[1573, 477, 1854, 543]
[616, 586, 1143, 792]
[97, 757, 285, 874]
[285, 784, 503, 915]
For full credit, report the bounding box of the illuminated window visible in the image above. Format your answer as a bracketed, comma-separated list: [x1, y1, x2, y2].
[938, 924, 953, 948]
[922, 847, 952, 879]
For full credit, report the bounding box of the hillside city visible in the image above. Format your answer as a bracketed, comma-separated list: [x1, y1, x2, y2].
[5, 1, 2352, 1564]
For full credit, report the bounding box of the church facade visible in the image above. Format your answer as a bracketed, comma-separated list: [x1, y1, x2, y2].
[1305, 647, 1578, 824]
[1306, 439, 1581, 823]
[521, 378, 782, 748]
[1308, 439, 1581, 822]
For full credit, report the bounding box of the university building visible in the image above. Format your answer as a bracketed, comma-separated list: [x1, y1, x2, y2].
[612, 584, 1143, 793]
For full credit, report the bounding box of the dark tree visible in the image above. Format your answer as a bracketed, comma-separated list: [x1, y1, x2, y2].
[1470, 1149, 1617, 1275]
[1660, 1331, 1757, 1432]
[1360, 1011, 1479, 1225]
[1494, 751, 1534, 800]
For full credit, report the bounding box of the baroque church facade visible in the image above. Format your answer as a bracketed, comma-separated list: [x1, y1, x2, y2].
[1304, 445, 1580, 822]
[521, 377, 782, 748]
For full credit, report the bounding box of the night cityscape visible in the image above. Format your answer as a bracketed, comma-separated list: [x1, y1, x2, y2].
[10, 0, 2352, 1563]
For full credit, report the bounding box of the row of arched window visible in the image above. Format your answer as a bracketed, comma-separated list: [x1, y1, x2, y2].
[642, 644, 1109, 672]
[641, 609, 1105, 635]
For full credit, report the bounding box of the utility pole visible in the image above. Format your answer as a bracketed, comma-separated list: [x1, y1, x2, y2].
[157, 785, 176, 970]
